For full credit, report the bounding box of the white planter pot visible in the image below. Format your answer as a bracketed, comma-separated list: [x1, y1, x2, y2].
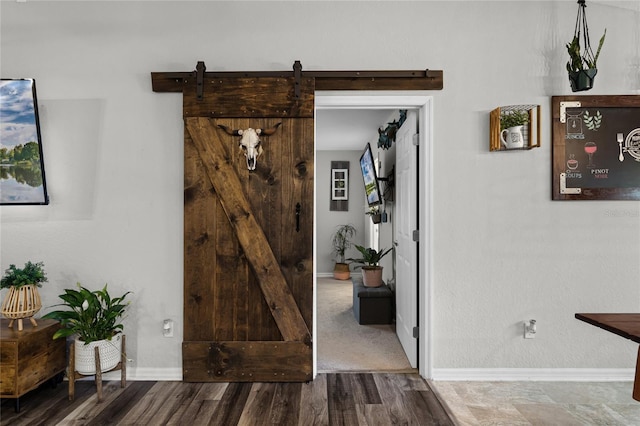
[75, 334, 122, 375]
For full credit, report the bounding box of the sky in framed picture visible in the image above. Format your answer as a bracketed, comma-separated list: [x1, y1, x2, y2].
[0, 79, 49, 205]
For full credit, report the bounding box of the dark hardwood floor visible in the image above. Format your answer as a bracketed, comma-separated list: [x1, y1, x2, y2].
[1, 373, 453, 425]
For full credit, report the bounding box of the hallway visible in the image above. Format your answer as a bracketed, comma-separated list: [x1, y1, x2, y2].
[317, 277, 412, 372]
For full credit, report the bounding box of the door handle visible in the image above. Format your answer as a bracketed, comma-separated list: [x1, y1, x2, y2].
[295, 203, 301, 232]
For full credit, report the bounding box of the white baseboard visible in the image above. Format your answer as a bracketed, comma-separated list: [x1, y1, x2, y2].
[431, 368, 635, 382]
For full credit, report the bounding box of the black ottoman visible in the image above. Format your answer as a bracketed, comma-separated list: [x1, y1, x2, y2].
[352, 277, 393, 325]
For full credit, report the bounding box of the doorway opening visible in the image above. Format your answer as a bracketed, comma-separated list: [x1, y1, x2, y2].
[313, 93, 434, 380]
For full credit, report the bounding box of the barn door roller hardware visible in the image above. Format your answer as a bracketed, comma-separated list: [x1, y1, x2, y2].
[151, 61, 443, 94]
[293, 60, 302, 99]
[195, 61, 206, 100]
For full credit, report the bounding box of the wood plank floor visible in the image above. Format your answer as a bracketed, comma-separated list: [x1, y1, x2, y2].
[1, 373, 453, 425]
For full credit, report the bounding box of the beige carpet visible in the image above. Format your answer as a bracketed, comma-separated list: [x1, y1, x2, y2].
[316, 277, 413, 372]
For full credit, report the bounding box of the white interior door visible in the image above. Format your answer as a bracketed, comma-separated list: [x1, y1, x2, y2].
[395, 110, 418, 368]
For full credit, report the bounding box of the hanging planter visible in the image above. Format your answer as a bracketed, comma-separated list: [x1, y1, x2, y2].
[569, 68, 598, 92]
[566, 0, 606, 92]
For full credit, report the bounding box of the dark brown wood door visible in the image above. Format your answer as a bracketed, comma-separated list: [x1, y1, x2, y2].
[182, 77, 314, 382]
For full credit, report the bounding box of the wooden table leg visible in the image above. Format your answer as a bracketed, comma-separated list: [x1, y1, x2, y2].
[121, 335, 127, 389]
[69, 342, 75, 401]
[95, 346, 103, 402]
[634, 346, 640, 402]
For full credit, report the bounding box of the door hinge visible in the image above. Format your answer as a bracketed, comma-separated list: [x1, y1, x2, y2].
[412, 230, 419, 242]
[412, 134, 419, 146]
[412, 326, 419, 338]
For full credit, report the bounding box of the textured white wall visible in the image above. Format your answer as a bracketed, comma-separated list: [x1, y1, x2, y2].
[1, 1, 639, 376]
[315, 150, 366, 275]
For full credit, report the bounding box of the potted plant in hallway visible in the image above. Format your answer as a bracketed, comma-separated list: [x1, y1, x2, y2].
[331, 224, 357, 280]
[349, 245, 393, 287]
[1, 261, 47, 331]
[43, 283, 131, 375]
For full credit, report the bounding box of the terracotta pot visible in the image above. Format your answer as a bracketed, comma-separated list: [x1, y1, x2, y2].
[333, 263, 351, 280]
[361, 267, 383, 287]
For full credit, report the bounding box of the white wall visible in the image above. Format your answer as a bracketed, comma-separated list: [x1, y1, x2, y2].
[1, 1, 639, 379]
[315, 150, 366, 275]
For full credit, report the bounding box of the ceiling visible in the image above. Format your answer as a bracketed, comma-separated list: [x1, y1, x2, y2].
[316, 109, 395, 151]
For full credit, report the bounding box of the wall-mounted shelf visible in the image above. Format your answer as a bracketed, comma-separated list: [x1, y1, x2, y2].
[490, 105, 541, 151]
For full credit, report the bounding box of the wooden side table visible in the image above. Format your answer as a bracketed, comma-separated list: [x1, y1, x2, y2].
[0, 318, 66, 412]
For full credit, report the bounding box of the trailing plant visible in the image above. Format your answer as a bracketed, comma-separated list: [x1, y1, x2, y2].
[348, 244, 393, 268]
[500, 110, 529, 130]
[331, 224, 357, 264]
[0, 261, 47, 289]
[43, 283, 131, 343]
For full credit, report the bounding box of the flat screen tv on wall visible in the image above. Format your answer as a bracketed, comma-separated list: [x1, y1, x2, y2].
[359, 142, 382, 207]
[0, 78, 49, 205]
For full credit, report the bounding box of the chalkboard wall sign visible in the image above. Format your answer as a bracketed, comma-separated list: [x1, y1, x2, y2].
[552, 95, 640, 200]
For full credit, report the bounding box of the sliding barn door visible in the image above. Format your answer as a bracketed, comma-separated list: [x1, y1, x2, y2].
[182, 77, 314, 382]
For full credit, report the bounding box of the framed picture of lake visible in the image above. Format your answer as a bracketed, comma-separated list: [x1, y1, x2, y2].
[0, 79, 49, 205]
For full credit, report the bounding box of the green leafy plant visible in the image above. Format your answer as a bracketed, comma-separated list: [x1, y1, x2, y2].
[500, 110, 529, 130]
[331, 224, 357, 263]
[566, 29, 606, 73]
[43, 283, 131, 343]
[365, 206, 380, 216]
[348, 244, 393, 268]
[0, 261, 47, 289]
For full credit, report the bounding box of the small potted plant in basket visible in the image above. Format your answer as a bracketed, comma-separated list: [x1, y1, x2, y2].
[43, 283, 131, 375]
[331, 224, 357, 280]
[1, 261, 47, 330]
[348, 244, 393, 288]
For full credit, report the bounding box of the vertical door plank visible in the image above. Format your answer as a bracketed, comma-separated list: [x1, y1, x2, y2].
[184, 131, 217, 342]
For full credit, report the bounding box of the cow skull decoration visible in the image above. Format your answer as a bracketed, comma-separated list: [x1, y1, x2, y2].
[218, 123, 282, 170]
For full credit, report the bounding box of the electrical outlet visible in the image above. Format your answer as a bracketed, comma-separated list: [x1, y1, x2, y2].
[524, 319, 536, 339]
[163, 319, 174, 338]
